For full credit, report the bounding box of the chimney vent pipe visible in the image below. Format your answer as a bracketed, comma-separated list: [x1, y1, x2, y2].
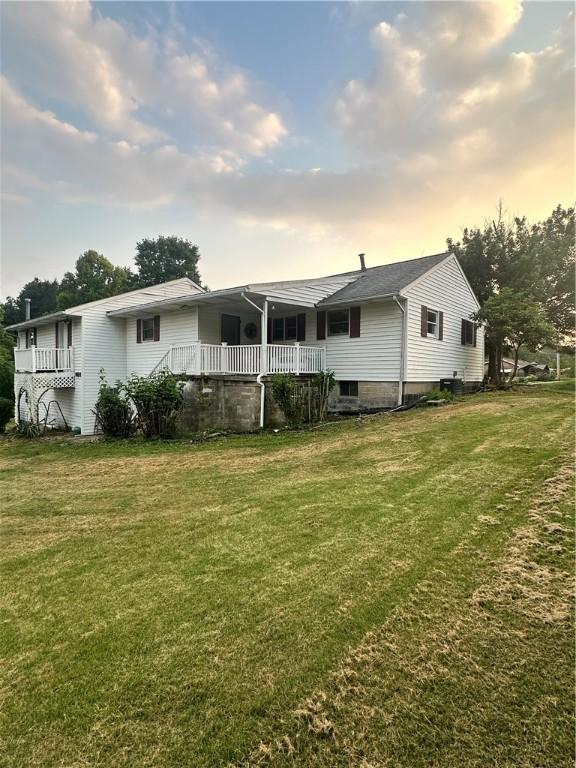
[359, 253, 366, 272]
[24, 298, 31, 321]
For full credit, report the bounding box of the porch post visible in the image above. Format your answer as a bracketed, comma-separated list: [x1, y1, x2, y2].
[31, 345, 37, 374]
[261, 299, 268, 376]
[295, 342, 300, 376]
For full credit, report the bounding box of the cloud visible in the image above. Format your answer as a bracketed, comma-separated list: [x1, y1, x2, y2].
[0, 0, 573, 265]
[0, 1, 286, 155]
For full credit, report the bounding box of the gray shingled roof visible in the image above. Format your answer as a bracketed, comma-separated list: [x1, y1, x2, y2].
[318, 252, 450, 306]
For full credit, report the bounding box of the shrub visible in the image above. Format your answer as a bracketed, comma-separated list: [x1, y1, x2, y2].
[0, 397, 13, 433]
[93, 372, 135, 438]
[15, 419, 41, 438]
[422, 387, 457, 403]
[0, 354, 14, 403]
[125, 371, 183, 439]
[271, 370, 336, 426]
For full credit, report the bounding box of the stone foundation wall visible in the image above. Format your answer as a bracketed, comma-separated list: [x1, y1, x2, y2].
[179, 375, 298, 433]
[328, 381, 399, 413]
[403, 380, 482, 403]
[178, 376, 483, 433]
[180, 377, 261, 433]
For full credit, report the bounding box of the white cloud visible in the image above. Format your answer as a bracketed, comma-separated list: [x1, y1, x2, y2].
[0, 1, 287, 155]
[0, 0, 573, 275]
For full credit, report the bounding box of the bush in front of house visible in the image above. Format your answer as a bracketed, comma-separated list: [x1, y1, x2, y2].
[93, 371, 135, 438]
[0, 397, 13, 433]
[271, 370, 335, 427]
[124, 371, 184, 439]
[422, 387, 457, 403]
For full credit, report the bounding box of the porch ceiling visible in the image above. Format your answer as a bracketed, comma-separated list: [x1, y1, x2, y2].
[106, 288, 318, 318]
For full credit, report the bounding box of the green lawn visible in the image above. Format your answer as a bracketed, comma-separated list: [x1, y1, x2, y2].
[1, 389, 573, 767]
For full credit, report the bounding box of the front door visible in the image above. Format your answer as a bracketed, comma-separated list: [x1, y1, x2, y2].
[221, 314, 241, 345]
[55, 321, 71, 369]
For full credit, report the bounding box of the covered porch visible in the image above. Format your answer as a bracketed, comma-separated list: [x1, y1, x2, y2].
[111, 281, 329, 378]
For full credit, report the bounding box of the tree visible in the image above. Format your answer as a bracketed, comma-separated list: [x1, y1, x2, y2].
[448, 203, 575, 381]
[474, 290, 557, 385]
[2, 278, 60, 326]
[0, 306, 15, 402]
[57, 251, 133, 309]
[134, 236, 201, 287]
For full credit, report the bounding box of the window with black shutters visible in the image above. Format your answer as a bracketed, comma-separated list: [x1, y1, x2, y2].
[272, 316, 298, 341]
[461, 319, 475, 345]
[327, 309, 349, 336]
[142, 317, 155, 341]
[285, 316, 297, 340]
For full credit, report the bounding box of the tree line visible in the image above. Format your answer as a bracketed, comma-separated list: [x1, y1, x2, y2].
[1, 236, 202, 326]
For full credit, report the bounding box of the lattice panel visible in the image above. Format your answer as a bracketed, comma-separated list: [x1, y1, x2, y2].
[32, 373, 76, 390]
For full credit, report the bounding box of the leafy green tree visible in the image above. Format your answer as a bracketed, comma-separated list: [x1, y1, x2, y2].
[134, 236, 201, 287]
[57, 251, 133, 309]
[0, 306, 15, 402]
[448, 204, 575, 381]
[2, 278, 60, 326]
[474, 290, 557, 384]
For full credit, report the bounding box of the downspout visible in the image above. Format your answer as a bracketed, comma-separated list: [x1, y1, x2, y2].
[393, 295, 406, 406]
[241, 292, 267, 428]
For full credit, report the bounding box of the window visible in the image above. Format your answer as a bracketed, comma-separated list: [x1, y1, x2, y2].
[327, 309, 349, 336]
[340, 381, 358, 397]
[462, 319, 475, 345]
[272, 318, 284, 341]
[427, 309, 438, 337]
[272, 316, 298, 341]
[285, 316, 297, 341]
[142, 317, 155, 341]
[25, 328, 36, 348]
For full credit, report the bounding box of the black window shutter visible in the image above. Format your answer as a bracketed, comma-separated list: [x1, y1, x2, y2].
[67, 321, 73, 348]
[55, 322, 59, 347]
[297, 313, 306, 342]
[421, 306, 428, 337]
[349, 306, 361, 337]
[316, 311, 326, 340]
[473, 323, 477, 347]
[153, 315, 160, 342]
[461, 319, 466, 345]
[438, 312, 444, 341]
[136, 319, 142, 344]
[267, 317, 272, 342]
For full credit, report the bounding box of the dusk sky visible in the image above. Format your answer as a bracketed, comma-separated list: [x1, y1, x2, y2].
[1, 0, 573, 298]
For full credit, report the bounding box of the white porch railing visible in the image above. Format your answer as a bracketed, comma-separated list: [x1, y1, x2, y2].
[152, 342, 326, 376]
[14, 346, 75, 373]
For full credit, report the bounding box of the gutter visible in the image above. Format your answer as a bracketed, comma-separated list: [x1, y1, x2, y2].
[392, 295, 407, 406]
[319, 292, 396, 309]
[241, 292, 267, 429]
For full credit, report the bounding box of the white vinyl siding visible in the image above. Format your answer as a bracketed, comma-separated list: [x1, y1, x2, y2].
[198, 304, 262, 345]
[126, 309, 199, 376]
[404, 255, 484, 382]
[304, 300, 403, 381]
[78, 279, 203, 432]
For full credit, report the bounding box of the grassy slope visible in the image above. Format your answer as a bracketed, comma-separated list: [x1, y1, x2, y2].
[0, 390, 573, 767]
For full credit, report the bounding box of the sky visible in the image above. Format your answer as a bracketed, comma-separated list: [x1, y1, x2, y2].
[0, 0, 574, 298]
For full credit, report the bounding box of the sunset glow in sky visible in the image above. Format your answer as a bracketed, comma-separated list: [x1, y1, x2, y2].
[1, 1, 574, 297]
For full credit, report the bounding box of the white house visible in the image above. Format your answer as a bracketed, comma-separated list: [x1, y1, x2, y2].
[8, 252, 484, 433]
